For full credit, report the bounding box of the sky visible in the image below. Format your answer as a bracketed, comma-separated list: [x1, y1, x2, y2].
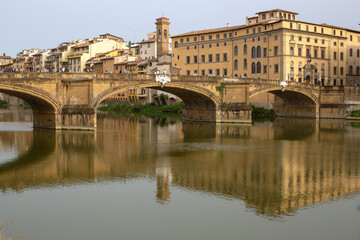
[1, 0, 359, 57]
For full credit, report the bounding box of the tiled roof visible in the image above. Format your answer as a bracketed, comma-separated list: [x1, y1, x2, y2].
[256, 9, 298, 15]
[172, 24, 247, 38]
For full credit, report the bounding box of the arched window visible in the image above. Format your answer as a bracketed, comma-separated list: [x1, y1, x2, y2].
[243, 44, 247, 55]
[174, 41, 178, 48]
[164, 30, 167, 42]
[290, 61, 294, 72]
[356, 67, 360, 75]
[244, 59, 247, 70]
[234, 46, 238, 56]
[251, 47, 256, 58]
[257, 62, 261, 74]
[257, 46, 261, 58]
[349, 65, 353, 75]
[234, 59, 238, 70]
[251, 62, 256, 74]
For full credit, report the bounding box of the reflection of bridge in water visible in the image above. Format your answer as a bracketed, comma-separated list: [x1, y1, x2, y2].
[0, 117, 359, 217]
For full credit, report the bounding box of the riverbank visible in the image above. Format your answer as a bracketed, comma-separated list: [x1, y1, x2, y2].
[97, 102, 183, 119]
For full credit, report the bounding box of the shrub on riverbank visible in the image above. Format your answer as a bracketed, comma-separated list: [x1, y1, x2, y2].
[350, 110, 360, 117]
[97, 102, 183, 119]
[251, 104, 275, 119]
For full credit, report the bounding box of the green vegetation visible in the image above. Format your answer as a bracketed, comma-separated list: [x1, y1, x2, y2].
[0, 100, 8, 109]
[251, 104, 276, 121]
[350, 110, 360, 117]
[351, 122, 360, 128]
[98, 102, 183, 119]
[215, 83, 225, 92]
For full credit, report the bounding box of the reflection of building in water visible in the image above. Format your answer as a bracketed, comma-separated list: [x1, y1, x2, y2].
[170, 121, 360, 217]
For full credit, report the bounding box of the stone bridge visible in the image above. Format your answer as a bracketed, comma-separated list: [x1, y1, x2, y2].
[0, 73, 358, 130]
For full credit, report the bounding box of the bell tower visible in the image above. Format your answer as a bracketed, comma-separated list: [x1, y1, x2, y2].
[156, 17, 170, 57]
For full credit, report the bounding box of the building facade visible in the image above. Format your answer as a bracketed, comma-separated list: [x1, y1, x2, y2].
[171, 9, 360, 86]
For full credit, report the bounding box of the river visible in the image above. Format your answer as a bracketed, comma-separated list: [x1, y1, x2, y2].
[0, 110, 359, 240]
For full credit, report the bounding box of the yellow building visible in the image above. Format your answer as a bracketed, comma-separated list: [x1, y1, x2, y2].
[172, 9, 360, 86]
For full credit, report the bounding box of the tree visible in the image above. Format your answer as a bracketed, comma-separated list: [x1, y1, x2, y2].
[2, 53, 5, 56]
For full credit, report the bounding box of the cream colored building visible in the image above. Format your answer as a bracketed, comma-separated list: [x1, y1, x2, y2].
[172, 9, 360, 86]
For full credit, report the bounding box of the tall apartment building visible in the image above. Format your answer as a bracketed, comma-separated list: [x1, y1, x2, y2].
[172, 9, 360, 86]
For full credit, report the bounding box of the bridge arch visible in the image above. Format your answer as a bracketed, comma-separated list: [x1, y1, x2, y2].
[0, 84, 61, 128]
[94, 82, 222, 122]
[249, 86, 320, 118]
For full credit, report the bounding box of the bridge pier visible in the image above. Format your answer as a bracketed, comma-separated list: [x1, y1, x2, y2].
[60, 106, 96, 130]
[217, 103, 252, 123]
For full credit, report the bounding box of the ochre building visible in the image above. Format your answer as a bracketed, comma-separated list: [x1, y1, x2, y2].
[171, 9, 360, 86]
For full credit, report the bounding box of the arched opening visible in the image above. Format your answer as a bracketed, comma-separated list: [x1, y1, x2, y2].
[234, 59, 238, 71]
[95, 83, 220, 123]
[234, 46, 238, 56]
[0, 87, 58, 129]
[251, 47, 256, 58]
[250, 88, 318, 119]
[256, 46, 261, 58]
[243, 44, 247, 55]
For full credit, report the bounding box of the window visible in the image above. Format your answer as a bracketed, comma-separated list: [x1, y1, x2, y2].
[340, 31, 343, 36]
[350, 35, 353, 41]
[334, 42, 337, 46]
[251, 62, 256, 74]
[201, 55, 205, 63]
[290, 61, 294, 72]
[201, 70, 205, 76]
[315, 39, 318, 44]
[263, 48, 267, 57]
[234, 60, 238, 70]
[234, 46, 238, 56]
[257, 46, 261, 58]
[246, 29, 249, 34]
[334, 67, 337, 75]
[258, 27, 261, 33]
[306, 25, 309, 31]
[253, 28, 256, 34]
[340, 67, 344, 75]
[350, 49, 353, 57]
[274, 64, 279, 73]
[223, 53, 228, 61]
[209, 44, 212, 48]
[306, 48, 310, 57]
[186, 56, 190, 64]
[194, 55, 198, 63]
[223, 33, 227, 38]
[180, 38, 184, 43]
[187, 46, 189, 50]
[216, 34, 220, 39]
[186, 70, 190, 75]
[274, 46, 278, 56]
[321, 28, 324, 34]
[290, 23, 293, 29]
[298, 24, 301, 30]
[201, 36, 204, 41]
[208, 54, 213, 62]
[349, 65, 353, 75]
[208, 69, 213, 75]
[216, 54, 220, 62]
[243, 44, 247, 55]
[262, 14, 266, 20]
[251, 47, 256, 58]
[264, 37, 267, 42]
[298, 47, 302, 56]
[244, 59, 247, 70]
[209, 35, 212, 40]
[299, 62, 302, 73]
[194, 70, 198, 75]
[321, 49, 325, 59]
[216, 69, 220, 76]
[307, 38, 310, 43]
[356, 67, 360, 75]
[194, 37, 197, 41]
[202, 45, 204, 49]
[275, 35, 278, 40]
[314, 49, 318, 58]
[186, 38, 190, 42]
[257, 62, 261, 73]
[290, 46, 294, 56]
[357, 49, 360, 57]
[333, 30, 336, 35]
[229, 33, 232, 37]
[224, 42, 227, 46]
[333, 52, 337, 60]
[174, 41, 178, 48]
[223, 68, 228, 76]
[314, 27, 317, 32]
[263, 65, 267, 74]
[340, 52, 344, 61]
[270, 12, 274, 17]
[299, 36, 302, 41]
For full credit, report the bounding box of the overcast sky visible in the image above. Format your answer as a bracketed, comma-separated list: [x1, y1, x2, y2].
[1, 0, 359, 57]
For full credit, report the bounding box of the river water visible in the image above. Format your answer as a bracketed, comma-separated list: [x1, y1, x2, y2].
[0, 110, 359, 240]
